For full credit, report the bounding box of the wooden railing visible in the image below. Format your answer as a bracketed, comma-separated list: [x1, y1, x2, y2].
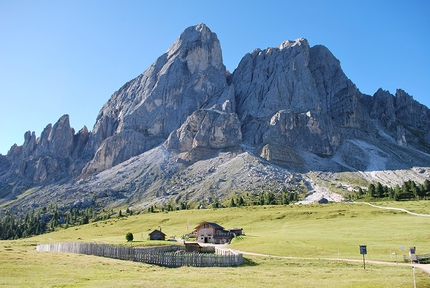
[215, 246, 241, 256]
[36, 243, 243, 267]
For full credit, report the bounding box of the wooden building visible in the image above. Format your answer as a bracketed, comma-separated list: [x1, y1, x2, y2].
[228, 228, 243, 236]
[149, 229, 166, 241]
[194, 222, 233, 244]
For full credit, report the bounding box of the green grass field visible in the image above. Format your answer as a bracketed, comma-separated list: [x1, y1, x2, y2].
[1, 202, 430, 287]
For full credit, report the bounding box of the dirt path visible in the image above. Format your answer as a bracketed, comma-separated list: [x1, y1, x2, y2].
[235, 249, 430, 275]
[177, 238, 430, 275]
[360, 202, 430, 217]
[183, 200, 430, 274]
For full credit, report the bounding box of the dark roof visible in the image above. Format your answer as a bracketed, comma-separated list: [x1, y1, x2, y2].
[149, 229, 166, 236]
[195, 221, 224, 230]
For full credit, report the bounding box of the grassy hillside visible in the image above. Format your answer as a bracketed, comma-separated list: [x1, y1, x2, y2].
[1, 202, 430, 287]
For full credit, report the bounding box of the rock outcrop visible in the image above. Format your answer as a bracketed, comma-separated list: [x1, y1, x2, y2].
[366, 88, 430, 149]
[164, 109, 242, 162]
[232, 39, 368, 156]
[1, 115, 88, 188]
[369, 88, 396, 127]
[81, 23, 230, 175]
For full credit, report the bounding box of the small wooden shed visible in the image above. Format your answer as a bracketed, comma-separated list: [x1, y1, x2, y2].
[228, 228, 243, 236]
[149, 229, 166, 241]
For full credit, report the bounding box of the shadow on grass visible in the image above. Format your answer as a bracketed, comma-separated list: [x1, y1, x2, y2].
[241, 257, 259, 266]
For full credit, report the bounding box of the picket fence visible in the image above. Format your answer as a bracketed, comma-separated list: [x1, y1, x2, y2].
[36, 243, 243, 267]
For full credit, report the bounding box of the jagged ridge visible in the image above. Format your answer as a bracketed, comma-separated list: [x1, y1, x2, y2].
[1, 23, 430, 213]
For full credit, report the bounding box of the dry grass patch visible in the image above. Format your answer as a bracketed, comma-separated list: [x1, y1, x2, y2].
[1, 202, 430, 287]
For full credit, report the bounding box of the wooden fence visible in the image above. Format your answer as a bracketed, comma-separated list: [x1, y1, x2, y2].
[36, 243, 243, 267]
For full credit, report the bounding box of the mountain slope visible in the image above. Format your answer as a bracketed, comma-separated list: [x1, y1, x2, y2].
[1, 24, 430, 214]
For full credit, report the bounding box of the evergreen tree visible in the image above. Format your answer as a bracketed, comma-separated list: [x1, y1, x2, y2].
[258, 193, 265, 205]
[375, 182, 384, 198]
[281, 191, 290, 205]
[388, 187, 395, 200]
[237, 196, 245, 206]
[230, 198, 236, 207]
[416, 185, 425, 199]
[358, 187, 364, 198]
[394, 184, 401, 201]
[368, 184, 376, 198]
[423, 179, 430, 195]
[265, 191, 276, 205]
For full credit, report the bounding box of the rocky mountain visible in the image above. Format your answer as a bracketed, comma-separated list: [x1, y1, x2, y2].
[1, 23, 429, 214]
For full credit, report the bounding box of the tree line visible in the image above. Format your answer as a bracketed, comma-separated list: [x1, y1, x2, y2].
[143, 189, 300, 214]
[0, 209, 43, 240]
[228, 189, 299, 207]
[0, 204, 112, 240]
[355, 179, 430, 201]
[2, 180, 428, 240]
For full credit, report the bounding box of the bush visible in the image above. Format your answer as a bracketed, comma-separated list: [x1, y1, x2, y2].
[126, 232, 134, 242]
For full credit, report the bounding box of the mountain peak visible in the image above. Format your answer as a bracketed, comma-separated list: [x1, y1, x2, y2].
[1, 25, 430, 216]
[181, 23, 212, 40]
[167, 24, 218, 54]
[279, 37, 308, 50]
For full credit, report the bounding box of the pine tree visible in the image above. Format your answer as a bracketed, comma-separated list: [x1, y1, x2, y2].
[375, 182, 384, 198]
[394, 184, 401, 201]
[237, 196, 244, 206]
[230, 198, 236, 207]
[358, 187, 364, 197]
[368, 184, 376, 198]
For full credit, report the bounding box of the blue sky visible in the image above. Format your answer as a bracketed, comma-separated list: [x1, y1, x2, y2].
[1, 0, 429, 155]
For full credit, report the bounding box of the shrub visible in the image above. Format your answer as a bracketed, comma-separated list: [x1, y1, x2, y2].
[126, 232, 134, 242]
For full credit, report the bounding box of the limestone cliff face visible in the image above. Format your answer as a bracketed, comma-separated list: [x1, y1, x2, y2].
[231, 39, 368, 156]
[394, 89, 430, 129]
[164, 109, 242, 161]
[1, 24, 430, 210]
[81, 23, 230, 174]
[367, 88, 430, 148]
[369, 88, 396, 127]
[1, 115, 88, 186]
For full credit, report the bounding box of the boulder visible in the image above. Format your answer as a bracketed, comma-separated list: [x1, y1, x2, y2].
[164, 109, 242, 156]
[257, 143, 304, 169]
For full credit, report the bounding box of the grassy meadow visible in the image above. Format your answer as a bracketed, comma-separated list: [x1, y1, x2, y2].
[1, 202, 430, 287]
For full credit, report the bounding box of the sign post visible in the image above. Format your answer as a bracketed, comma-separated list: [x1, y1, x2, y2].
[391, 251, 398, 265]
[359, 245, 367, 269]
[409, 247, 417, 288]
